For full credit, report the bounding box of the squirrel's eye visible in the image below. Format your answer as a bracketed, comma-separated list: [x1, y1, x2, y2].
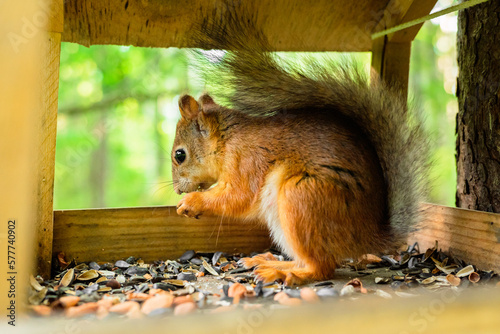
[174, 149, 186, 164]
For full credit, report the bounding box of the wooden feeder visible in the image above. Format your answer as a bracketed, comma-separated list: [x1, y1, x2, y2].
[1, 0, 500, 331]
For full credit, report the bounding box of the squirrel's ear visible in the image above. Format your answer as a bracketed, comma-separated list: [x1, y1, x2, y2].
[199, 94, 216, 114]
[179, 95, 200, 120]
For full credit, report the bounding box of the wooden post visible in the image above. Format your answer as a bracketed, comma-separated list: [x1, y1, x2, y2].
[0, 0, 51, 316]
[371, 37, 412, 97]
[34, 0, 63, 279]
[371, 0, 438, 97]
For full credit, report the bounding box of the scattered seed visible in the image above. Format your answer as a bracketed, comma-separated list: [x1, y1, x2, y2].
[32, 243, 499, 320]
[340, 285, 355, 297]
[59, 296, 80, 308]
[106, 279, 121, 289]
[469, 272, 481, 283]
[279, 297, 302, 306]
[59, 269, 75, 287]
[141, 294, 174, 314]
[375, 289, 392, 299]
[97, 298, 114, 309]
[456, 265, 474, 278]
[96, 305, 109, 320]
[31, 305, 51, 317]
[446, 274, 461, 287]
[173, 295, 194, 306]
[114, 260, 131, 269]
[174, 302, 197, 316]
[179, 250, 196, 263]
[66, 302, 98, 318]
[202, 259, 220, 276]
[360, 254, 383, 264]
[316, 288, 338, 298]
[30, 275, 44, 292]
[300, 287, 319, 303]
[374, 277, 391, 284]
[109, 301, 140, 314]
[421, 276, 437, 285]
[177, 273, 196, 282]
[28, 287, 48, 305]
[76, 269, 99, 281]
[344, 278, 367, 293]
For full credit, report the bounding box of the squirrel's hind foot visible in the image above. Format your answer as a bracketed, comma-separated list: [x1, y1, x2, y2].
[240, 253, 327, 286]
[253, 262, 318, 286]
[238, 252, 279, 268]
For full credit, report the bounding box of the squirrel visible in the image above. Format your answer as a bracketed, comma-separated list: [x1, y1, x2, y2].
[171, 8, 428, 286]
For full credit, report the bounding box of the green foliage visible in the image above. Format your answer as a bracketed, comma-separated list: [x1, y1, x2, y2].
[55, 45, 198, 208]
[55, 10, 458, 209]
[410, 17, 458, 206]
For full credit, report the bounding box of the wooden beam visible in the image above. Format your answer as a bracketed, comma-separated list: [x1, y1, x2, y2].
[0, 0, 55, 314]
[62, 0, 393, 51]
[370, 0, 436, 95]
[52, 203, 500, 273]
[34, 0, 63, 279]
[372, 0, 438, 43]
[388, 0, 439, 43]
[371, 36, 411, 97]
[410, 204, 500, 272]
[53, 206, 272, 263]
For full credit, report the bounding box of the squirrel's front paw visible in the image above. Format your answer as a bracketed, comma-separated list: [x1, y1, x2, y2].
[176, 193, 205, 219]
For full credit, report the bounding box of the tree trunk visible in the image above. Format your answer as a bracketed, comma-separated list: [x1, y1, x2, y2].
[456, 0, 500, 213]
[90, 109, 107, 208]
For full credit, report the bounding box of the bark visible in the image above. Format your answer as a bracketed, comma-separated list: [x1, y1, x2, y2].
[456, 0, 500, 212]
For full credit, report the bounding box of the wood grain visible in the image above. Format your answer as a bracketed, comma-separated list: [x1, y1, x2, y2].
[372, 0, 438, 42]
[388, 0, 439, 43]
[53, 206, 272, 263]
[35, 31, 61, 279]
[62, 0, 398, 51]
[0, 0, 51, 313]
[410, 204, 500, 272]
[34, 0, 63, 279]
[456, 1, 500, 213]
[371, 37, 411, 97]
[53, 203, 500, 273]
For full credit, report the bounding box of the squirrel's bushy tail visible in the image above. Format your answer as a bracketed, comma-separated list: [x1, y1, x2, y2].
[191, 7, 429, 245]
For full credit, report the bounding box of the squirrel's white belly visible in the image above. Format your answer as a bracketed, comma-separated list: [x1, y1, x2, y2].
[259, 166, 295, 259]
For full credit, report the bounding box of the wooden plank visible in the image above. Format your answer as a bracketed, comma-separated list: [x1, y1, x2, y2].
[53, 206, 272, 263]
[35, 31, 61, 279]
[370, 0, 416, 35]
[33, 0, 63, 279]
[18, 287, 500, 333]
[0, 0, 49, 315]
[46, 0, 64, 33]
[53, 203, 500, 272]
[371, 37, 411, 97]
[388, 0, 438, 43]
[62, 0, 394, 51]
[372, 0, 438, 42]
[410, 204, 500, 272]
[370, 0, 436, 95]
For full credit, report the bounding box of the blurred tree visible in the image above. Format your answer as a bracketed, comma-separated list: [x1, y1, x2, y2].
[456, 0, 500, 212]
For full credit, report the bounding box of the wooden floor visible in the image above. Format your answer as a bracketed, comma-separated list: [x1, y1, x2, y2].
[16, 287, 500, 334]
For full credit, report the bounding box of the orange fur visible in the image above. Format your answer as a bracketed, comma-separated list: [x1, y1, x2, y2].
[172, 95, 390, 285]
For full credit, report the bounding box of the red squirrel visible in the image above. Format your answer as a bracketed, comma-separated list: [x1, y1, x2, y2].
[171, 11, 428, 286]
